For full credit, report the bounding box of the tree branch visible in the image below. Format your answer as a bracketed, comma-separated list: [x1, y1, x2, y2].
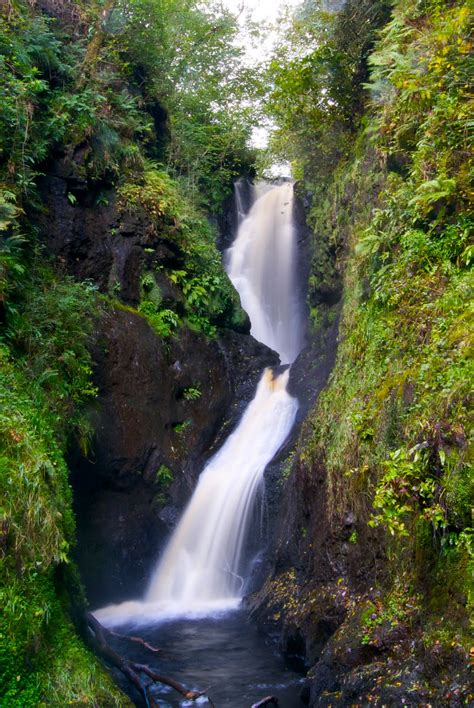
[251, 697, 279, 708]
[85, 612, 212, 704]
[108, 629, 161, 654]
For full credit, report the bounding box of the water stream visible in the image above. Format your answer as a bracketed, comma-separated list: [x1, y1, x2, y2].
[226, 181, 303, 365]
[145, 367, 297, 612]
[94, 181, 305, 705]
[108, 611, 305, 707]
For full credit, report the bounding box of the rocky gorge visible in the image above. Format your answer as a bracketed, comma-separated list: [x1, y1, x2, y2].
[0, 0, 472, 706]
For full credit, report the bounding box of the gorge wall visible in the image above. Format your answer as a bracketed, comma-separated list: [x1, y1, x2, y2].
[247, 2, 473, 703]
[38, 156, 279, 608]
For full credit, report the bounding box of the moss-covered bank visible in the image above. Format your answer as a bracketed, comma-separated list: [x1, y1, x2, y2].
[252, 0, 473, 703]
[0, 0, 256, 703]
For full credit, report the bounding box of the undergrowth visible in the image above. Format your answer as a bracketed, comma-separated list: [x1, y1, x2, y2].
[0, 269, 126, 704]
[298, 0, 473, 647]
[119, 163, 247, 336]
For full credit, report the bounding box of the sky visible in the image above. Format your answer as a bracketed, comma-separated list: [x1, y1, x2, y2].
[227, 0, 301, 24]
[219, 0, 302, 154]
[222, 0, 301, 58]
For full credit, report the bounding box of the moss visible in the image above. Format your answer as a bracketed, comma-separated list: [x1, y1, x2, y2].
[296, 0, 473, 656]
[118, 163, 247, 337]
[0, 570, 128, 706]
[0, 279, 126, 704]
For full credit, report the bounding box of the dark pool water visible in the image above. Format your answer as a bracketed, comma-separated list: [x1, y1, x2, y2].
[110, 609, 306, 707]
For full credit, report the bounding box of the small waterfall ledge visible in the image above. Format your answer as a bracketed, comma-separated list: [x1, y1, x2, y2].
[94, 182, 303, 627]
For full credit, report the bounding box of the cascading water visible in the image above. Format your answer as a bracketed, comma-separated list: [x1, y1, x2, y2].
[233, 176, 249, 225]
[226, 181, 303, 364]
[145, 368, 298, 612]
[94, 181, 303, 627]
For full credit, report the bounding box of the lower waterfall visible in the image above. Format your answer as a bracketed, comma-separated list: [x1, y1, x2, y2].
[94, 182, 302, 627]
[146, 368, 297, 611]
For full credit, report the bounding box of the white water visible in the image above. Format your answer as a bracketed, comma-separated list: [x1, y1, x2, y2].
[234, 177, 248, 225]
[94, 182, 302, 628]
[226, 181, 303, 364]
[146, 368, 297, 608]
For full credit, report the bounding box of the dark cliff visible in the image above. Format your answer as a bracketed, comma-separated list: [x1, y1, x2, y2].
[36, 154, 279, 609]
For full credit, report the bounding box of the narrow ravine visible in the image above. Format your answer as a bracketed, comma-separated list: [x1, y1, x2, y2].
[93, 182, 306, 705]
[4, 2, 471, 705]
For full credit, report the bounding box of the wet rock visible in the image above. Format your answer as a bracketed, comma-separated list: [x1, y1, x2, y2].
[71, 308, 278, 607]
[217, 176, 254, 251]
[36, 155, 275, 608]
[37, 158, 183, 307]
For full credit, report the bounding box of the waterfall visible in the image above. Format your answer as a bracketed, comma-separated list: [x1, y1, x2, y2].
[145, 368, 297, 613]
[94, 182, 302, 627]
[226, 181, 303, 364]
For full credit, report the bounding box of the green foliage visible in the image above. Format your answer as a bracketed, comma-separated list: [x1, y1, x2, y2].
[121, 164, 247, 336]
[173, 420, 192, 435]
[369, 447, 447, 537]
[138, 300, 181, 338]
[156, 463, 173, 486]
[118, 166, 181, 220]
[183, 386, 201, 401]
[0, 8, 59, 190]
[0, 343, 125, 705]
[154, 464, 173, 505]
[0, 0, 254, 212]
[0, 190, 25, 304]
[265, 0, 390, 181]
[108, 0, 256, 209]
[360, 581, 421, 646]
[284, 0, 473, 648]
[0, 258, 122, 703]
[3, 266, 99, 436]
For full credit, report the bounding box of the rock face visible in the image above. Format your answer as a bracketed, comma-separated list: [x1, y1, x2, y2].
[241, 184, 394, 704]
[38, 159, 177, 307]
[38, 155, 278, 608]
[71, 309, 277, 608]
[246, 188, 472, 707]
[217, 176, 254, 251]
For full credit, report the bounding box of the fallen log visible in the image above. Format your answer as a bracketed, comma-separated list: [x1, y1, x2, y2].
[85, 612, 214, 706]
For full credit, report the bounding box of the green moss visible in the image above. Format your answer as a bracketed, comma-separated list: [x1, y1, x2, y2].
[295, 0, 473, 649]
[0, 269, 126, 704]
[118, 163, 247, 337]
[156, 464, 173, 485]
[0, 570, 128, 706]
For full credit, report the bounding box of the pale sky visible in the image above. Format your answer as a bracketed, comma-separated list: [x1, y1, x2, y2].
[221, 0, 301, 60]
[219, 0, 301, 169]
[222, 0, 301, 24]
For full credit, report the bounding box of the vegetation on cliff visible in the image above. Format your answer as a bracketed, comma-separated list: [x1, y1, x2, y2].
[258, 0, 472, 701]
[0, 0, 254, 703]
[1, 0, 472, 704]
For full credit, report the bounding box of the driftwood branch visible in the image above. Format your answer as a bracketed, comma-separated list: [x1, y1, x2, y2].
[251, 697, 279, 708]
[108, 629, 161, 654]
[85, 612, 212, 706]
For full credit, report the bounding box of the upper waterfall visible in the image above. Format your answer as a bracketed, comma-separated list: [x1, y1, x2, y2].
[226, 182, 303, 364]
